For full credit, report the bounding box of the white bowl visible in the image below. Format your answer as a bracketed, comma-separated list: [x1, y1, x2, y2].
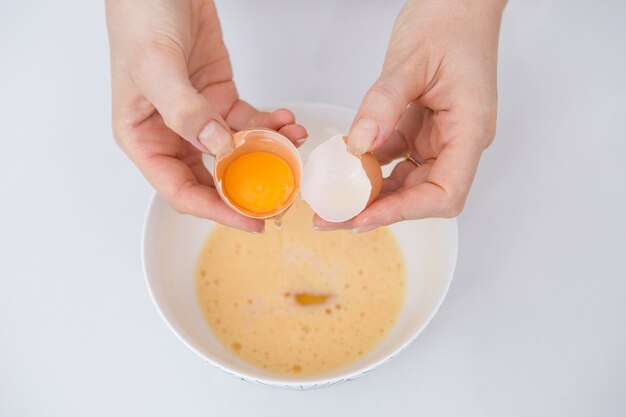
[142, 103, 458, 390]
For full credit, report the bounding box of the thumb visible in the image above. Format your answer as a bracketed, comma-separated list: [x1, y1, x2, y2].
[347, 76, 415, 156]
[130, 45, 233, 156]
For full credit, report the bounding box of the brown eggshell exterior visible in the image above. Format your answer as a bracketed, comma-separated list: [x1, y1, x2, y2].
[360, 152, 382, 206]
[340, 135, 382, 209]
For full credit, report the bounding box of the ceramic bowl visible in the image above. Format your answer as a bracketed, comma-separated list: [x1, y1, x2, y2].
[142, 102, 458, 390]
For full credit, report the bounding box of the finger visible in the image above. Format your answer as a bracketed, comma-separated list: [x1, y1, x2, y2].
[352, 140, 483, 229]
[373, 103, 427, 164]
[311, 214, 352, 231]
[311, 159, 421, 231]
[347, 74, 418, 155]
[172, 140, 214, 187]
[380, 159, 420, 194]
[171, 182, 263, 233]
[136, 152, 264, 232]
[251, 107, 295, 129]
[226, 101, 308, 144]
[130, 44, 234, 156]
[372, 129, 409, 165]
[187, 157, 215, 187]
[278, 124, 308, 146]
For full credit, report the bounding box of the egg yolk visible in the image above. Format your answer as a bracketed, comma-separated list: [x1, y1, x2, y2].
[223, 152, 295, 215]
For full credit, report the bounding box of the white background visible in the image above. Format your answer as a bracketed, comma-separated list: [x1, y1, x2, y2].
[1, 0, 625, 416]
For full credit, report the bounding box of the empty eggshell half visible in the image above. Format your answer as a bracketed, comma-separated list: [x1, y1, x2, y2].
[301, 134, 382, 223]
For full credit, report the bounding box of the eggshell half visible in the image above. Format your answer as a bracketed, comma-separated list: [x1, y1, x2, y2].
[301, 134, 382, 223]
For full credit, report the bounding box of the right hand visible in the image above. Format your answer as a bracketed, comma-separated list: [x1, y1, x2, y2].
[314, 0, 503, 232]
[106, 0, 307, 232]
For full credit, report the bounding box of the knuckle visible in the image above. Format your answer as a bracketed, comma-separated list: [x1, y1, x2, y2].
[480, 102, 498, 149]
[467, 91, 498, 149]
[162, 96, 204, 135]
[168, 180, 197, 215]
[169, 199, 187, 215]
[111, 118, 133, 150]
[110, 115, 147, 156]
[364, 79, 410, 122]
[485, 117, 497, 148]
[132, 38, 184, 68]
[459, 101, 497, 150]
[162, 102, 193, 134]
[441, 194, 466, 218]
[111, 120, 125, 145]
[368, 79, 405, 106]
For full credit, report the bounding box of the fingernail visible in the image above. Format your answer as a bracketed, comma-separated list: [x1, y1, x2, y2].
[198, 120, 233, 157]
[252, 228, 265, 235]
[295, 138, 306, 147]
[351, 224, 380, 233]
[347, 118, 378, 155]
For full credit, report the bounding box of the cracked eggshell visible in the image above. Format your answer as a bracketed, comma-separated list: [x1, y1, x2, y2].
[300, 134, 382, 223]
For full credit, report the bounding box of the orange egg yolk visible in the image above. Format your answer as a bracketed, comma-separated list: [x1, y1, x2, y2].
[223, 152, 295, 215]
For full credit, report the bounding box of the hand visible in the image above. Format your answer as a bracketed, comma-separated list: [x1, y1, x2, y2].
[315, 0, 505, 232]
[106, 0, 307, 232]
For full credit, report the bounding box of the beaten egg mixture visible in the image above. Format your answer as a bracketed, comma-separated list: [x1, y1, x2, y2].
[195, 198, 406, 376]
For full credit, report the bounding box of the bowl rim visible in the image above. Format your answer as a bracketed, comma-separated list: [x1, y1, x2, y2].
[140, 102, 459, 388]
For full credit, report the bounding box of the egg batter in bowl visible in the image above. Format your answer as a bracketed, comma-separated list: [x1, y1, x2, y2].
[195, 197, 406, 377]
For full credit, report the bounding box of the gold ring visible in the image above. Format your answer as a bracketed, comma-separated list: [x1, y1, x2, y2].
[404, 155, 421, 167]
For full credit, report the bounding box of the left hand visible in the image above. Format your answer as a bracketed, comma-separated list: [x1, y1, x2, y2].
[314, 0, 505, 232]
[106, 0, 307, 233]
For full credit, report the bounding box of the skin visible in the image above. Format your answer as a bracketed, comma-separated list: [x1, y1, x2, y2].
[317, 0, 506, 232]
[106, 0, 505, 233]
[106, 0, 307, 233]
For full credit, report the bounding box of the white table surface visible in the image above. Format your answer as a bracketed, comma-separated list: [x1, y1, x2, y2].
[1, 1, 625, 416]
